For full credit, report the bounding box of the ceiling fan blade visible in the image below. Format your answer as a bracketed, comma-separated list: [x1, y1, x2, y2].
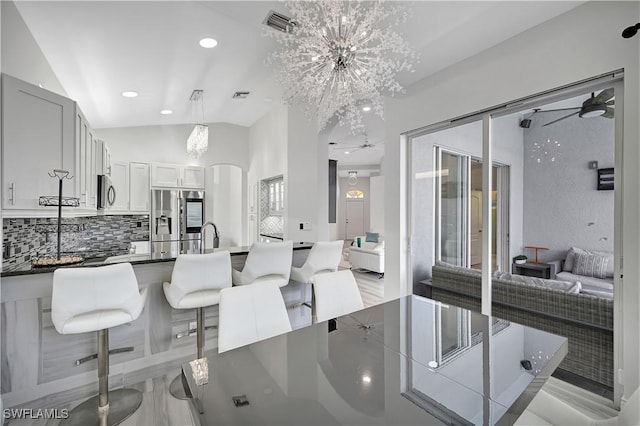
[602, 107, 614, 119]
[542, 107, 581, 112]
[593, 88, 614, 104]
[606, 100, 614, 106]
[542, 111, 580, 127]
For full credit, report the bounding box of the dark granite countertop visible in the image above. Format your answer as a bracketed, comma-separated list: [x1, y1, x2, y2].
[259, 233, 284, 240]
[1, 242, 313, 277]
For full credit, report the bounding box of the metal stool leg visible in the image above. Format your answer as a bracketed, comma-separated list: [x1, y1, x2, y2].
[170, 307, 205, 400]
[61, 329, 142, 426]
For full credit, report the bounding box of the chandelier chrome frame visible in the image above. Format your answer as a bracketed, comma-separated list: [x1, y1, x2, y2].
[187, 89, 208, 159]
[267, 0, 417, 134]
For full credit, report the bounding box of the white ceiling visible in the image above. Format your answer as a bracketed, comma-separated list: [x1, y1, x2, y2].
[14, 0, 584, 166]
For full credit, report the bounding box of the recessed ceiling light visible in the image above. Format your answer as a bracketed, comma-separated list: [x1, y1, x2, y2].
[362, 106, 371, 112]
[122, 91, 139, 98]
[345, 151, 350, 154]
[160, 109, 173, 115]
[199, 38, 218, 48]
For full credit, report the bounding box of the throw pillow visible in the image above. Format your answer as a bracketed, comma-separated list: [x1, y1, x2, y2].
[564, 247, 614, 277]
[365, 232, 379, 243]
[573, 252, 609, 279]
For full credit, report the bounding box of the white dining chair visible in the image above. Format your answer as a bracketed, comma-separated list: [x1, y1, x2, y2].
[311, 270, 364, 323]
[218, 283, 292, 353]
[232, 240, 293, 287]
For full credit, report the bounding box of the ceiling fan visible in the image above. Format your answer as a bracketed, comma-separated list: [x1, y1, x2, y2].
[329, 134, 382, 154]
[541, 89, 614, 127]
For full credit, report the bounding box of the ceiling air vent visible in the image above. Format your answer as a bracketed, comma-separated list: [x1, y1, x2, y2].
[263, 10, 296, 33]
[232, 91, 250, 99]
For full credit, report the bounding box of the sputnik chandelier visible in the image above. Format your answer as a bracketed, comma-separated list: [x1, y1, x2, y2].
[266, 0, 417, 134]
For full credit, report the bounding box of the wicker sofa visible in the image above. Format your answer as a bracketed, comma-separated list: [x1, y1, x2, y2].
[430, 262, 614, 389]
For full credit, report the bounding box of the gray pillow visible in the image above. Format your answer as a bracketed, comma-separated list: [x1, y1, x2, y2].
[573, 252, 610, 279]
[564, 247, 614, 277]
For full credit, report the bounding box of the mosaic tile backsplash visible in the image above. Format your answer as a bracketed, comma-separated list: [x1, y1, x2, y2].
[2, 215, 149, 271]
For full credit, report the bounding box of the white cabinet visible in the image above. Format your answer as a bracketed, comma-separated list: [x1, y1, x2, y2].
[109, 161, 129, 212]
[2, 74, 76, 210]
[76, 107, 97, 211]
[151, 163, 180, 187]
[95, 139, 111, 176]
[129, 162, 150, 212]
[151, 163, 204, 189]
[181, 165, 205, 189]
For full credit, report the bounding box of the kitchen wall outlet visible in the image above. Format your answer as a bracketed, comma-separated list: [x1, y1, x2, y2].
[299, 223, 304, 230]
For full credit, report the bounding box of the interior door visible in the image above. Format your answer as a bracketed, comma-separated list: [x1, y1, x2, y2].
[345, 200, 364, 239]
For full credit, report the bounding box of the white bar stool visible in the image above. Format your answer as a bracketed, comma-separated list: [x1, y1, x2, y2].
[51, 263, 147, 426]
[163, 251, 232, 398]
[290, 240, 344, 319]
[232, 240, 293, 287]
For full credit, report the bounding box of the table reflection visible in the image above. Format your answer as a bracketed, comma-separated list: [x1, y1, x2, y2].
[181, 295, 567, 426]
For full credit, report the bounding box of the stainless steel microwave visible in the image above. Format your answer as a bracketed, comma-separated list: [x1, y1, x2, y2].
[97, 174, 116, 209]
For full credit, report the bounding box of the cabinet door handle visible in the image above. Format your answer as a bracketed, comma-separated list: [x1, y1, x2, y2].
[8, 183, 15, 205]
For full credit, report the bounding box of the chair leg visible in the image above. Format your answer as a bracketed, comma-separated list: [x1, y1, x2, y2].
[170, 307, 206, 400]
[98, 329, 109, 410]
[197, 307, 205, 359]
[60, 329, 142, 426]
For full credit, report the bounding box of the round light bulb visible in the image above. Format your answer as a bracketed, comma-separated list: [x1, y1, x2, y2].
[199, 38, 218, 48]
[160, 109, 173, 115]
[122, 91, 139, 98]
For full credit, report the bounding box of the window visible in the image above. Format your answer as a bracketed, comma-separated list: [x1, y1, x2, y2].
[267, 178, 284, 215]
[346, 189, 364, 199]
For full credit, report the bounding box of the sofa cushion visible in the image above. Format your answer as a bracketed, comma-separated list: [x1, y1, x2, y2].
[563, 247, 614, 277]
[365, 232, 379, 243]
[580, 288, 614, 300]
[493, 271, 581, 294]
[573, 252, 610, 279]
[555, 271, 613, 292]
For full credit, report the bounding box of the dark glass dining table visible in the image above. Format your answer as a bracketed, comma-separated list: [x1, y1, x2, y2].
[180, 294, 568, 426]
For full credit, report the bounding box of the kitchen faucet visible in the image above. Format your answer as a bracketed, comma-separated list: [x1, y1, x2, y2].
[200, 221, 219, 253]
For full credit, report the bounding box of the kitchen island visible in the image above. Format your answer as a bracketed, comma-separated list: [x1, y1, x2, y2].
[0, 242, 314, 408]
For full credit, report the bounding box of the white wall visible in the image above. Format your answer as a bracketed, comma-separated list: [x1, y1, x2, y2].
[369, 175, 385, 236]
[0, 1, 67, 97]
[337, 177, 370, 240]
[523, 111, 614, 260]
[247, 104, 330, 244]
[247, 104, 287, 244]
[384, 1, 639, 400]
[96, 122, 250, 171]
[286, 106, 328, 242]
[206, 164, 243, 248]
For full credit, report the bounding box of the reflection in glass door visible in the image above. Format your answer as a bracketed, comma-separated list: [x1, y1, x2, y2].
[435, 149, 469, 267]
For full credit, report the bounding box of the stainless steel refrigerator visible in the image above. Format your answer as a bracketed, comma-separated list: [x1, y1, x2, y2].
[151, 189, 205, 256]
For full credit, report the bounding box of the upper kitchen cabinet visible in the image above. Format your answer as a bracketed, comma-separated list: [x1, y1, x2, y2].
[181, 165, 205, 189]
[76, 106, 98, 211]
[151, 163, 204, 189]
[129, 162, 150, 212]
[108, 161, 129, 212]
[2, 74, 76, 211]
